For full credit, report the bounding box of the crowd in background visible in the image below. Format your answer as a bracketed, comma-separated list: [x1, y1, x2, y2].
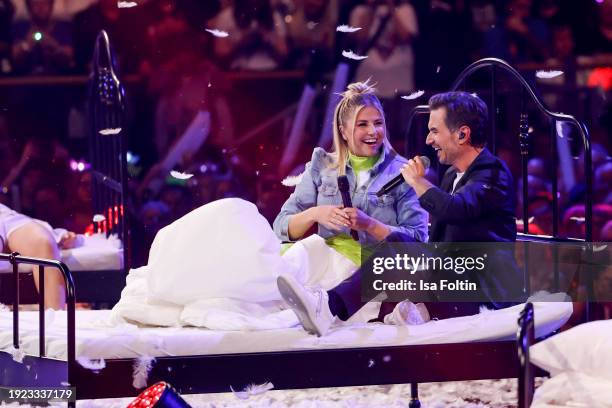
[0, 0, 610, 266]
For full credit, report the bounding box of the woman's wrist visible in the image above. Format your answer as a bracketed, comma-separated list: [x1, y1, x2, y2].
[307, 206, 320, 224]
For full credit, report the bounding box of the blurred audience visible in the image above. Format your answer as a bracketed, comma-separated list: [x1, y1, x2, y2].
[12, 0, 74, 74]
[209, 0, 288, 70]
[73, 0, 147, 73]
[285, 0, 338, 70]
[0, 0, 14, 74]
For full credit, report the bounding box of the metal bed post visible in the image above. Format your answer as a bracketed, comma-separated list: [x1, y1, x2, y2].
[517, 302, 534, 408]
[11, 253, 19, 349]
[550, 119, 560, 291]
[490, 64, 497, 155]
[409, 382, 420, 408]
[38, 266, 45, 357]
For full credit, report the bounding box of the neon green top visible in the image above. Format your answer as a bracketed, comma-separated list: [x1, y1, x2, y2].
[349, 152, 380, 173]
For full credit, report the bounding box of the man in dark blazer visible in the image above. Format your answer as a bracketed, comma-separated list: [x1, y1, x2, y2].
[278, 92, 520, 336]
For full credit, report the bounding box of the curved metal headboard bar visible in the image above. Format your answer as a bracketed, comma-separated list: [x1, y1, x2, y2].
[450, 58, 591, 153]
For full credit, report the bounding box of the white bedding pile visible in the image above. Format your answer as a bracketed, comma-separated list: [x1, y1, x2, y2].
[531, 319, 612, 407]
[111, 198, 361, 330]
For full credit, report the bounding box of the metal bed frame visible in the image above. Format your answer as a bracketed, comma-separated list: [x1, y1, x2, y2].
[0, 58, 593, 407]
[0, 30, 129, 307]
[0, 250, 539, 407]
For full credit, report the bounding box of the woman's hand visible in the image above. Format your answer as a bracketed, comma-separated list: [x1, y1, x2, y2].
[314, 205, 351, 231]
[343, 207, 374, 232]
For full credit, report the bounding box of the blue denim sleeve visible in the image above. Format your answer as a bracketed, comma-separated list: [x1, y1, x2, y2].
[273, 152, 322, 241]
[389, 186, 429, 242]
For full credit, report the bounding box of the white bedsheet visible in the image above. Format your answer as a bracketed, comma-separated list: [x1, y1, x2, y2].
[0, 302, 572, 361]
[0, 234, 123, 273]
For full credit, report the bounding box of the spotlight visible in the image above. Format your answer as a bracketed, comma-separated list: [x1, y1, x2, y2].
[127, 382, 191, 408]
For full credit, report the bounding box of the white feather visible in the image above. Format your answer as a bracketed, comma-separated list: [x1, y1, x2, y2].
[205, 28, 229, 38]
[99, 128, 122, 135]
[170, 170, 194, 180]
[281, 172, 305, 187]
[9, 346, 25, 363]
[93, 214, 106, 223]
[132, 356, 156, 389]
[400, 90, 425, 100]
[569, 216, 586, 223]
[336, 25, 362, 33]
[0, 302, 8, 312]
[478, 305, 495, 314]
[535, 70, 563, 79]
[515, 217, 535, 225]
[77, 357, 106, 371]
[342, 50, 368, 60]
[593, 244, 608, 252]
[117, 1, 137, 8]
[231, 382, 274, 400]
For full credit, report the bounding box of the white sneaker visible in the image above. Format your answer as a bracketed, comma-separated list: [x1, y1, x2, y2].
[277, 274, 334, 337]
[383, 301, 431, 326]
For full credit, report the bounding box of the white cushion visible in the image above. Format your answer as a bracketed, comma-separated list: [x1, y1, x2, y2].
[530, 319, 612, 380]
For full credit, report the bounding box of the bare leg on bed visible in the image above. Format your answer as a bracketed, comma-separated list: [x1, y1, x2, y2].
[8, 222, 66, 310]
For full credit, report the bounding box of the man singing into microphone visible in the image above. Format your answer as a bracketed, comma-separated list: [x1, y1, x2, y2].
[279, 91, 519, 336]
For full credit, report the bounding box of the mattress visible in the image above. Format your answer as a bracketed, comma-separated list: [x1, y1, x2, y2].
[0, 302, 572, 361]
[0, 234, 123, 273]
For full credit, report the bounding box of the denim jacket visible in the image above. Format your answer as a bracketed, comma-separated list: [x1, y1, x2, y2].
[273, 145, 429, 245]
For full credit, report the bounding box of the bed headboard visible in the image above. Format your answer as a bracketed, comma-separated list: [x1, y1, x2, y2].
[87, 30, 130, 271]
[404, 58, 593, 242]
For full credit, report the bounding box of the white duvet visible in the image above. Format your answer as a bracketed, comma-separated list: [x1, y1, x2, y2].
[111, 198, 361, 330]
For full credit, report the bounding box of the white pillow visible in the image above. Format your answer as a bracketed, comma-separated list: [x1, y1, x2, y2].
[530, 319, 612, 380]
[531, 371, 612, 408]
[147, 198, 294, 305]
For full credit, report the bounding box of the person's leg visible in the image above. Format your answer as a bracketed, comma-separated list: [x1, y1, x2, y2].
[7, 222, 66, 310]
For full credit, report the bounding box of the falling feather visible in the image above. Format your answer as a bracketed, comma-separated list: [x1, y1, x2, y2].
[342, 50, 368, 60]
[400, 90, 425, 100]
[99, 128, 122, 135]
[231, 382, 274, 400]
[77, 357, 106, 371]
[117, 1, 137, 7]
[170, 170, 194, 180]
[205, 28, 229, 38]
[536, 70, 563, 79]
[9, 346, 25, 363]
[133, 356, 156, 389]
[93, 214, 106, 223]
[336, 25, 362, 33]
[281, 172, 305, 187]
[569, 216, 586, 223]
[515, 217, 535, 225]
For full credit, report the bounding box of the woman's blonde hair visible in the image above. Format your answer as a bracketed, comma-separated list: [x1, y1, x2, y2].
[331, 79, 389, 175]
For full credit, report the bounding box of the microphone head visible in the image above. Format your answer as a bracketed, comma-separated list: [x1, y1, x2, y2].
[419, 156, 431, 169]
[337, 175, 350, 192]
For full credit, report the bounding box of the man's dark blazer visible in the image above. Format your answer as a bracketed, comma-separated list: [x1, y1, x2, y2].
[419, 147, 517, 242]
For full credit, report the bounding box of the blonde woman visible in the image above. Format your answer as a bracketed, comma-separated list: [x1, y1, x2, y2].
[273, 80, 428, 246]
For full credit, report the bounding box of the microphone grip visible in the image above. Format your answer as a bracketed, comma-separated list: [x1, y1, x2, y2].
[337, 176, 359, 241]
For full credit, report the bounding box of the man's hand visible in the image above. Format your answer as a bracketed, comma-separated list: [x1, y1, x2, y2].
[400, 156, 433, 197]
[400, 156, 427, 186]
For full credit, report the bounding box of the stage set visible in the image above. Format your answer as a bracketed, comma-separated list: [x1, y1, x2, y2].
[0, 1, 611, 407]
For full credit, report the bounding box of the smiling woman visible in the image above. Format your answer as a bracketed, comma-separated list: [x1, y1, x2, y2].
[273, 79, 429, 246]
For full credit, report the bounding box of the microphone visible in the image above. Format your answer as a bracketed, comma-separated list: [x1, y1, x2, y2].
[375, 156, 430, 197]
[337, 175, 359, 241]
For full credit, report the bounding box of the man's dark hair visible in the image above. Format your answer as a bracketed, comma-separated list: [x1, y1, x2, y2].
[428, 92, 488, 147]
